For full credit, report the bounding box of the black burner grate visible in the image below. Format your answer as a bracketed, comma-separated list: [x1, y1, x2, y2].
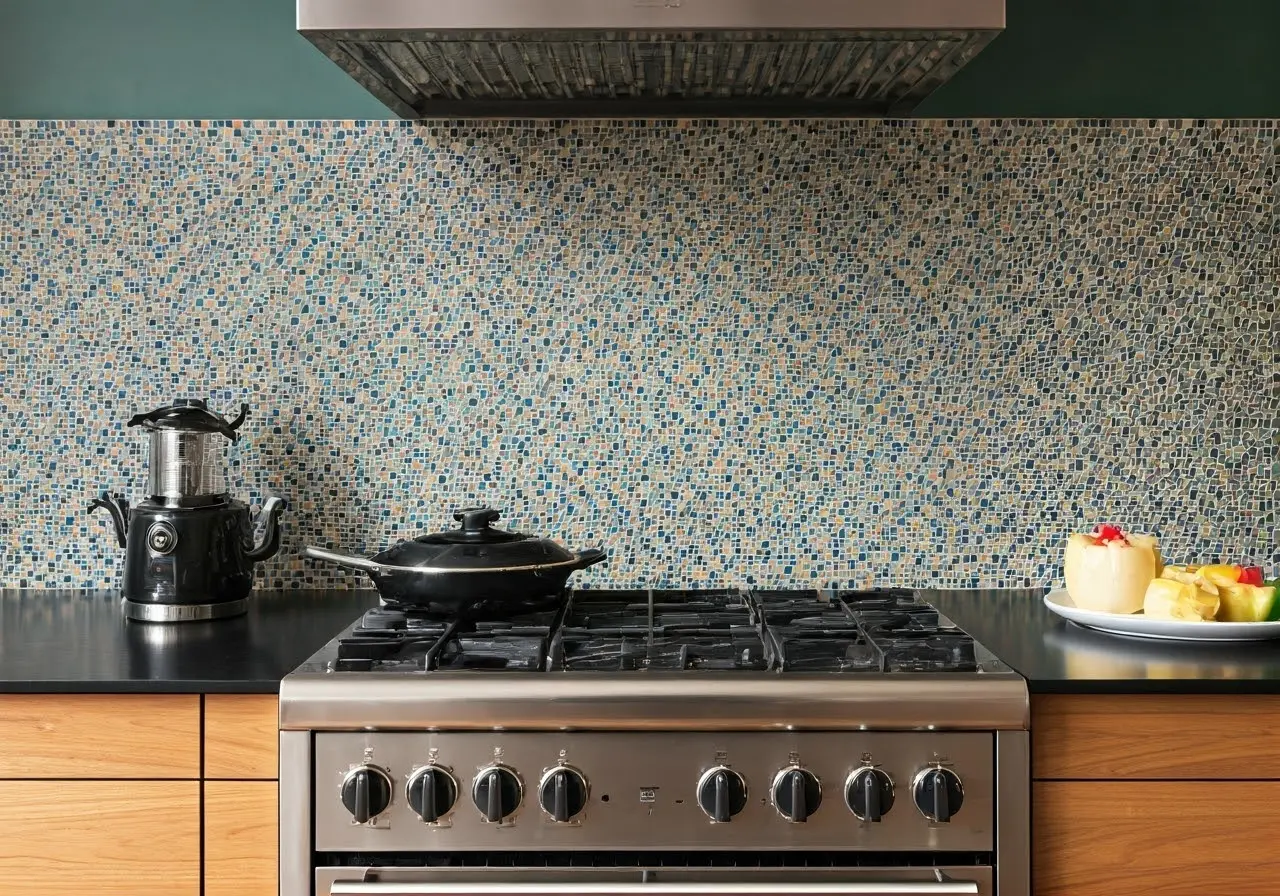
[332, 587, 980, 675]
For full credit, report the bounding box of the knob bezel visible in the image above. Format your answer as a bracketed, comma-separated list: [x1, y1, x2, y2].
[695, 765, 748, 823]
[537, 764, 590, 824]
[405, 764, 459, 825]
[471, 764, 524, 824]
[910, 766, 964, 823]
[844, 766, 895, 822]
[770, 765, 822, 823]
[340, 764, 394, 825]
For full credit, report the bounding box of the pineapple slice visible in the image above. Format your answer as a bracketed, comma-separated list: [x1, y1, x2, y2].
[1143, 578, 1219, 621]
[1217, 584, 1279, 623]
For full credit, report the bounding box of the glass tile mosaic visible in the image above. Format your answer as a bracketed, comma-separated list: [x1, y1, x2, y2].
[0, 119, 1275, 589]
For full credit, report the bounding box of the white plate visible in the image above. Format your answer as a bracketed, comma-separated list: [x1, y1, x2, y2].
[1044, 589, 1280, 641]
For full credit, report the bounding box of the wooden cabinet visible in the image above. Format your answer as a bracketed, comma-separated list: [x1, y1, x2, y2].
[1032, 694, 1280, 779]
[8, 687, 1280, 896]
[0, 693, 279, 896]
[0, 694, 200, 777]
[204, 696, 280, 895]
[1032, 694, 1280, 896]
[206, 781, 279, 896]
[1034, 780, 1280, 896]
[205, 694, 279, 779]
[0, 780, 200, 896]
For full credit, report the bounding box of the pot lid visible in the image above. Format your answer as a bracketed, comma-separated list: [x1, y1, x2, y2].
[127, 399, 249, 442]
[374, 507, 579, 571]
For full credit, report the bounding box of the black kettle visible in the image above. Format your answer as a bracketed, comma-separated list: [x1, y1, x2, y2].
[90, 399, 287, 622]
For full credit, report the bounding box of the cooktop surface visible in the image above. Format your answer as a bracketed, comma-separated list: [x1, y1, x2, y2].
[321, 588, 996, 675]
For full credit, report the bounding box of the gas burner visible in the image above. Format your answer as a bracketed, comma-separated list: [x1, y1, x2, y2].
[436, 633, 549, 671]
[555, 630, 769, 671]
[880, 634, 979, 673]
[773, 635, 883, 672]
[327, 587, 985, 675]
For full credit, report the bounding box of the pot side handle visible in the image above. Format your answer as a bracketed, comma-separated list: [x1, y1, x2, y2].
[574, 548, 608, 570]
[302, 546, 387, 574]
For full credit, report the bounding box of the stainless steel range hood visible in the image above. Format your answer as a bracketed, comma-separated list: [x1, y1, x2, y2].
[297, 0, 1004, 118]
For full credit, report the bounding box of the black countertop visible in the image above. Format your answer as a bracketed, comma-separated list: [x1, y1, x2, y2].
[0, 590, 378, 693]
[4, 588, 1280, 695]
[929, 588, 1280, 694]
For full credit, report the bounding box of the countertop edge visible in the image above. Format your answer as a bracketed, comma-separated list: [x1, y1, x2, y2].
[4, 588, 1278, 698]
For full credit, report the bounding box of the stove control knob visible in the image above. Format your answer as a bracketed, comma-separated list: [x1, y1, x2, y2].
[406, 765, 458, 824]
[340, 765, 393, 824]
[473, 765, 523, 823]
[845, 767, 895, 822]
[772, 767, 821, 823]
[696, 766, 748, 823]
[912, 767, 964, 823]
[539, 766, 589, 823]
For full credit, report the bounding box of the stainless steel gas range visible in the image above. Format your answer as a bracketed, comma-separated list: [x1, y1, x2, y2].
[279, 588, 1029, 896]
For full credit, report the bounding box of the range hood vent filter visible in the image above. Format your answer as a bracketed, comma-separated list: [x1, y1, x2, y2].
[299, 2, 1004, 117]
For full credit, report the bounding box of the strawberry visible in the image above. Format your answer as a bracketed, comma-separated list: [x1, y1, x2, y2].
[1093, 523, 1127, 544]
[1239, 566, 1265, 586]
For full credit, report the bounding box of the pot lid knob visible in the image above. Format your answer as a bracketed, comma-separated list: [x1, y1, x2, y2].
[454, 507, 503, 534]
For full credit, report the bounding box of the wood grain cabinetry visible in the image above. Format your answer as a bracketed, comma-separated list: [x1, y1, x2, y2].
[0, 693, 200, 777]
[1032, 694, 1280, 896]
[206, 780, 279, 896]
[1032, 694, 1280, 779]
[205, 693, 279, 779]
[0, 780, 200, 896]
[204, 696, 280, 895]
[1034, 780, 1280, 896]
[8, 689, 1279, 896]
[0, 693, 280, 896]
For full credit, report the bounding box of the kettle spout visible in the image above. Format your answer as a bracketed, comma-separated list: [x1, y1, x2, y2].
[88, 492, 129, 548]
[246, 496, 288, 562]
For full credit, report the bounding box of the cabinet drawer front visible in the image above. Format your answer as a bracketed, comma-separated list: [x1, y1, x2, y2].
[0, 780, 199, 896]
[0, 694, 199, 778]
[206, 781, 278, 896]
[1033, 781, 1280, 896]
[1032, 694, 1280, 779]
[205, 694, 279, 779]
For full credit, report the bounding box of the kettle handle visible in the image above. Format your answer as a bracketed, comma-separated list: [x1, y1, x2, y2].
[245, 496, 288, 563]
[88, 492, 129, 548]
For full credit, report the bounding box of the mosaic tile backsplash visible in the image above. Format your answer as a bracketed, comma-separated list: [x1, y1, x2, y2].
[1, 119, 1276, 591]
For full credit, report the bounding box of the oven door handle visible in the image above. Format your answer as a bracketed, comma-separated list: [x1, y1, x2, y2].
[330, 883, 980, 895]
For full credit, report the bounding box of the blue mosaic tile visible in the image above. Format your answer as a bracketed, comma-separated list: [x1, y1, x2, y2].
[0, 119, 1275, 591]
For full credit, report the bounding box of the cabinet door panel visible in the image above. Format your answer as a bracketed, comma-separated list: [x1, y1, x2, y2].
[205, 694, 279, 779]
[206, 780, 278, 896]
[1032, 694, 1280, 779]
[1034, 781, 1280, 896]
[0, 780, 199, 896]
[0, 694, 199, 778]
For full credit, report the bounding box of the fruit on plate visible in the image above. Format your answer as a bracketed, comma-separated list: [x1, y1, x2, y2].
[1064, 524, 1161, 615]
[1198, 564, 1245, 588]
[1217, 583, 1280, 622]
[1162, 566, 1220, 594]
[1187, 564, 1268, 588]
[1143, 578, 1220, 621]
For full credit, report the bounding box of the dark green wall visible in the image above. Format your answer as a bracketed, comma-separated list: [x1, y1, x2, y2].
[2, 0, 1278, 118]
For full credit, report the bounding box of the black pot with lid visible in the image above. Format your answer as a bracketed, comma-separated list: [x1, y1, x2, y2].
[303, 507, 607, 620]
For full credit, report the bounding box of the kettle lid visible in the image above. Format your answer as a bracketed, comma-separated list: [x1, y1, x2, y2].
[127, 399, 249, 442]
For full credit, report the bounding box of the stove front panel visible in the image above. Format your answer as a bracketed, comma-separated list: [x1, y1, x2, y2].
[313, 731, 993, 852]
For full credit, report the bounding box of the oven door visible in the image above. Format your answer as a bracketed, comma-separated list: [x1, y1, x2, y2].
[318, 866, 993, 896]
